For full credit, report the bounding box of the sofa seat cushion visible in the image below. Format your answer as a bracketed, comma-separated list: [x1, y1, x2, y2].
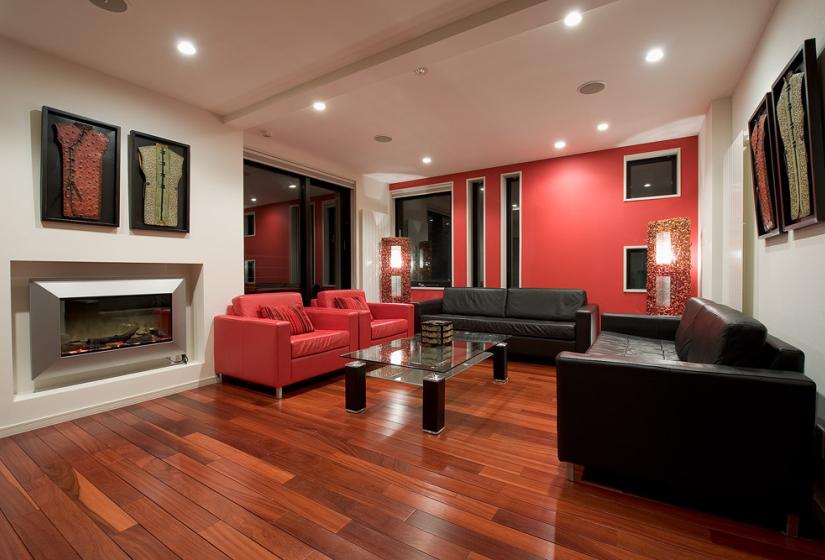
[371, 318, 408, 340]
[290, 330, 349, 358]
[588, 331, 679, 362]
[505, 288, 586, 321]
[419, 314, 575, 340]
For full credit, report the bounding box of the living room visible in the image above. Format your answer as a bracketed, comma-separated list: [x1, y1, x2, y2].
[1, 0, 825, 558]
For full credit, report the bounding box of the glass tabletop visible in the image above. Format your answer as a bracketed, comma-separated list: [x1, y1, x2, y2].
[342, 331, 509, 386]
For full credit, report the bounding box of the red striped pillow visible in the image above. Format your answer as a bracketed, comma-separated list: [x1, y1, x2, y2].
[333, 296, 373, 319]
[258, 304, 315, 335]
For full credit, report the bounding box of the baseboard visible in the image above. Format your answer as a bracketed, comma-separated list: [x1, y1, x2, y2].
[0, 375, 219, 438]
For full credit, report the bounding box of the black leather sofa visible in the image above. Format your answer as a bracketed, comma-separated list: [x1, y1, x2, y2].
[413, 287, 598, 360]
[556, 298, 816, 532]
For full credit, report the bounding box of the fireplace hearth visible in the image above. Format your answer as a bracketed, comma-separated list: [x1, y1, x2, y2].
[30, 278, 186, 380]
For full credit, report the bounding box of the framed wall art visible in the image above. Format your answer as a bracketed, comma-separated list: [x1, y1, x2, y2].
[747, 92, 783, 238]
[770, 38, 825, 231]
[40, 106, 120, 227]
[129, 131, 190, 233]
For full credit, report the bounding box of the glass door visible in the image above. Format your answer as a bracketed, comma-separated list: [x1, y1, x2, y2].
[243, 161, 351, 303]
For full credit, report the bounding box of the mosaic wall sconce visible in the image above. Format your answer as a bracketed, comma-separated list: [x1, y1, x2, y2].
[380, 237, 411, 303]
[646, 218, 691, 316]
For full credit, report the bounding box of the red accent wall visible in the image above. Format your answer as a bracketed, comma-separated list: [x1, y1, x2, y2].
[390, 136, 699, 314]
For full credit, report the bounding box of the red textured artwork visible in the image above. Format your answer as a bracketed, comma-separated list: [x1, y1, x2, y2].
[646, 218, 691, 316]
[55, 122, 109, 220]
[380, 237, 411, 303]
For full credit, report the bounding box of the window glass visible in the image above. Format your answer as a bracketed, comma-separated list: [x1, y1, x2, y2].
[395, 193, 452, 287]
[626, 154, 678, 199]
[505, 176, 520, 288]
[625, 247, 647, 291]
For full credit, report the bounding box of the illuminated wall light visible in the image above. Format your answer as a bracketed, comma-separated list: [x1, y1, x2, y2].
[655, 231, 674, 265]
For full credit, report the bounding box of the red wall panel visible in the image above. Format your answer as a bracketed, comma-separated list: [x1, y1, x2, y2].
[390, 136, 699, 314]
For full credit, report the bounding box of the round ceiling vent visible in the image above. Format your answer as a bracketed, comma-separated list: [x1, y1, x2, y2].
[374, 135, 393, 143]
[89, 0, 128, 12]
[578, 80, 606, 95]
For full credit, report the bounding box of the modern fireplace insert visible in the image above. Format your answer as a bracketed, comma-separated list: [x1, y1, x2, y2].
[30, 278, 186, 380]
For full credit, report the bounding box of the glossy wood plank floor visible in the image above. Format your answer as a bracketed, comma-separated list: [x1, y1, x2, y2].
[2, 361, 825, 560]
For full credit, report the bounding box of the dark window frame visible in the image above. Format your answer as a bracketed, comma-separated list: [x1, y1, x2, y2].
[624, 246, 647, 292]
[504, 174, 520, 289]
[394, 190, 453, 288]
[469, 179, 485, 288]
[624, 150, 680, 201]
[243, 212, 255, 237]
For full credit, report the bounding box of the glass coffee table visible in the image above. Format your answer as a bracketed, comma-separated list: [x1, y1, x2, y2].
[341, 331, 510, 434]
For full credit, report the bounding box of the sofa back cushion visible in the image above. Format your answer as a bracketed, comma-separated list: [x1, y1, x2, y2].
[442, 288, 507, 317]
[675, 298, 767, 366]
[232, 293, 302, 318]
[505, 288, 586, 321]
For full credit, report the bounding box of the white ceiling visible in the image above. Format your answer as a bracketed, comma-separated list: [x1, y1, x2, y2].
[1, 0, 776, 178]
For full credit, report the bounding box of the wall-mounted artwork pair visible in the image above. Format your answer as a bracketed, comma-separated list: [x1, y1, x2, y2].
[748, 38, 825, 235]
[40, 106, 190, 232]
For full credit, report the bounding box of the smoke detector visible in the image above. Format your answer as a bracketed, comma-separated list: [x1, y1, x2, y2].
[414, 67, 428, 76]
[89, 0, 128, 12]
[578, 80, 606, 95]
[374, 135, 393, 143]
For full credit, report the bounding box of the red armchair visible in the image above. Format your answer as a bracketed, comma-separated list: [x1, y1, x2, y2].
[214, 293, 358, 398]
[315, 289, 414, 349]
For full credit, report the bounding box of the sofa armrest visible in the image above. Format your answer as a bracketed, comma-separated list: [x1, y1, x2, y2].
[575, 304, 599, 353]
[304, 308, 359, 350]
[368, 303, 415, 336]
[214, 315, 291, 386]
[556, 351, 815, 514]
[412, 298, 443, 333]
[601, 313, 681, 341]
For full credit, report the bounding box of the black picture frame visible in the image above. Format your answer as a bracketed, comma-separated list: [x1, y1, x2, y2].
[770, 38, 825, 231]
[747, 92, 784, 238]
[40, 106, 120, 227]
[129, 130, 190, 233]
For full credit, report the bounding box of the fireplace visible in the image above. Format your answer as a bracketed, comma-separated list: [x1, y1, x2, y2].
[30, 278, 186, 379]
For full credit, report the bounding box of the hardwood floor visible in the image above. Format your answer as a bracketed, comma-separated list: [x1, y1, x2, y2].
[1, 361, 825, 559]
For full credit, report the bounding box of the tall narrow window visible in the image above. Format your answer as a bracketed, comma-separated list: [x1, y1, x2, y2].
[469, 179, 485, 287]
[244, 260, 256, 284]
[395, 192, 452, 287]
[504, 175, 521, 288]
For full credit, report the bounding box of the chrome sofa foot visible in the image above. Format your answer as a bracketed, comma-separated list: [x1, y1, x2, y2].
[275, 387, 283, 399]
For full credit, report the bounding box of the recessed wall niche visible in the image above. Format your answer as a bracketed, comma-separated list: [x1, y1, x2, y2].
[10, 261, 203, 394]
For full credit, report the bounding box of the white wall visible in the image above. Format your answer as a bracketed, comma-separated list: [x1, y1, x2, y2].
[728, 0, 825, 399]
[0, 38, 243, 435]
[354, 175, 392, 300]
[698, 98, 731, 301]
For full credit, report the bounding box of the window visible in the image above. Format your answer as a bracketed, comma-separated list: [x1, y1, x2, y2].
[244, 212, 255, 236]
[624, 246, 647, 292]
[469, 179, 485, 287]
[244, 259, 256, 284]
[503, 174, 521, 288]
[395, 191, 452, 287]
[322, 200, 336, 286]
[624, 149, 680, 201]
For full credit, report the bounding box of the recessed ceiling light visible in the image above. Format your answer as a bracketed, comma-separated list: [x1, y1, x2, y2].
[645, 47, 664, 63]
[597, 122, 609, 131]
[89, 0, 128, 13]
[643, 183, 652, 188]
[563, 10, 583, 27]
[554, 140, 567, 149]
[414, 67, 428, 76]
[288, 184, 297, 189]
[578, 80, 606, 95]
[422, 156, 432, 164]
[250, 197, 257, 202]
[312, 101, 327, 112]
[176, 40, 197, 56]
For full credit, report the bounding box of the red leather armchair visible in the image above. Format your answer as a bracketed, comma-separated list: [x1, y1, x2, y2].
[315, 289, 414, 349]
[214, 293, 358, 397]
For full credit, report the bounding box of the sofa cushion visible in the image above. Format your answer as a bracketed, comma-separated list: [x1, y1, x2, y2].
[685, 300, 767, 366]
[290, 330, 349, 358]
[420, 314, 575, 340]
[589, 331, 679, 361]
[371, 318, 407, 340]
[505, 288, 586, 321]
[442, 288, 507, 317]
[674, 297, 705, 360]
[259, 304, 315, 335]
